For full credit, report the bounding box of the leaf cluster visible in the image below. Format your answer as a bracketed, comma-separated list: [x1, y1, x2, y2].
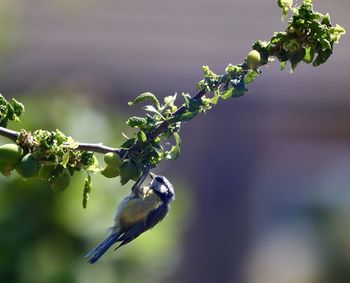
[118, 0, 345, 187]
[3, 129, 100, 203]
[126, 93, 181, 170]
[0, 94, 25, 127]
[17, 129, 98, 173]
[255, 0, 346, 71]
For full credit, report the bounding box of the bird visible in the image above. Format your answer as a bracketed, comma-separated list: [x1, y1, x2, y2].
[85, 172, 175, 264]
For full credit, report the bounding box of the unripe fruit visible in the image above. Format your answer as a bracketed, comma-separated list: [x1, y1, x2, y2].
[101, 165, 120, 178]
[50, 168, 71, 192]
[39, 165, 55, 180]
[104, 152, 122, 168]
[16, 154, 40, 178]
[0, 144, 23, 165]
[246, 50, 261, 69]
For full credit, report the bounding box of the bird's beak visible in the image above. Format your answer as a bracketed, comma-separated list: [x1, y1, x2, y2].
[149, 172, 156, 179]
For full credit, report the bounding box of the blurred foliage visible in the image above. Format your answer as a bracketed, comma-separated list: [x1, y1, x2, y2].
[0, 92, 190, 283]
[308, 205, 350, 283]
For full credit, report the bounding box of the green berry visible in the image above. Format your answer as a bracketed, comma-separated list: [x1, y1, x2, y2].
[50, 168, 71, 192]
[0, 144, 23, 165]
[101, 165, 120, 178]
[104, 152, 122, 168]
[16, 154, 40, 178]
[39, 165, 55, 180]
[246, 50, 261, 69]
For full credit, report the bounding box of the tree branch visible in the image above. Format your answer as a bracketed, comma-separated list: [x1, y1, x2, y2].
[76, 143, 123, 155]
[0, 126, 19, 141]
[0, 126, 122, 155]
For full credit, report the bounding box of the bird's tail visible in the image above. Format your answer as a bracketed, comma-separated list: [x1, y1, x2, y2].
[85, 232, 120, 264]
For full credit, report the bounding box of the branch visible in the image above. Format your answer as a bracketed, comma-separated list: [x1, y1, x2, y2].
[0, 126, 122, 155]
[76, 143, 123, 155]
[0, 126, 19, 141]
[148, 89, 207, 140]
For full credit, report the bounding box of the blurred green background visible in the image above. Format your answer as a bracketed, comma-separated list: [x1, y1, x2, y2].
[0, 1, 350, 283]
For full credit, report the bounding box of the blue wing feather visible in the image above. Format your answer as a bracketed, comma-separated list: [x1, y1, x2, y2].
[115, 203, 170, 250]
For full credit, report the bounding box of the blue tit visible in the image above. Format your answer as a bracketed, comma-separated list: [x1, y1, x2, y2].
[85, 172, 175, 264]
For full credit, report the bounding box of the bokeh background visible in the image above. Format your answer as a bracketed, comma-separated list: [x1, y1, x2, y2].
[0, 0, 349, 282]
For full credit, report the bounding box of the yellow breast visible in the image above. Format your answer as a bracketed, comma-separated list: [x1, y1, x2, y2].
[116, 188, 161, 230]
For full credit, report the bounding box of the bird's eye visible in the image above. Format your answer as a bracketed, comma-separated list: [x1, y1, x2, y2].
[155, 176, 163, 183]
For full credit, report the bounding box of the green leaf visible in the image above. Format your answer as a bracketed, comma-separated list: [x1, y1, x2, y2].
[61, 152, 70, 167]
[313, 49, 332, 67]
[278, 0, 293, 21]
[330, 24, 346, 43]
[120, 160, 139, 185]
[128, 92, 160, 109]
[177, 111, 198, 122]
[137, 131, 147, 143]
[303, 46, 315, 64]
[121, 138, 136, 149]
[12, 99, 25, 117]
[143, 105, 165, 119]
[321, 13, 331, 26]
[0, 94, 25, 126]
[283, 39, 300, 52]
[55, 129, 67, 145]
[280, 61, 287, 70]
[143, 105, 157, 113]
[160, 93, 178, 113]
[202, 66, 219, 80]
[289, 48, 306, 71]
[181, 93, 204, 112]
[209, 91, 220, 105]
[225, 64, 244, 77]
[165, 132, 181, 160]
[244, 70, 260, 84]
[63, 136, 79, 149]
[86, 155, 100, 173]
[127, 116, 147, 128]
[221, 88, 235, 99]
[201, 66, 220, 92]
[197, 79, 205, 91]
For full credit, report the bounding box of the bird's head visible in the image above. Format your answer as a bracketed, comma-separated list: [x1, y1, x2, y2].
[149, 172, 175, 203]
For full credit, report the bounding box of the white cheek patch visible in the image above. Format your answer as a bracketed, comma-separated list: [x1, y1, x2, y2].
[159, 185, 168, 194]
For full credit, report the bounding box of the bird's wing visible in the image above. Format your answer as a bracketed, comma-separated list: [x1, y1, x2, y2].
[116, 191, 160, 229]
[115, 203, 169, 250]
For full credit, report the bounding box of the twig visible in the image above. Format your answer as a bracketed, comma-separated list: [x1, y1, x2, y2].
[76, 143, 123, 155]
[147, 85, 213, 140]
[147, 64, 251, 140]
